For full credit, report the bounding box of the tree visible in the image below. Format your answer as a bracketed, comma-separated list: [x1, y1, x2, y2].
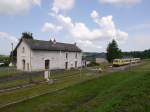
[0, 55, 10, 66]
[22, 32, 33, 40]
[106, 39, 122, 62]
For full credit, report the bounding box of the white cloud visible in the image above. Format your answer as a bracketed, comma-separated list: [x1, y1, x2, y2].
[0, 32, 18, 43]
[52, 11, 128, 42]
[91, 11, 128, 42]
[77, 40, 102, 52]
[52, 0, 75, 13]
[99, 0, 142, 6]
[56, 14, 74, 28]
[41, 22, 63, 32]
[0, 0, 41, 15]
[90, 10, 99, 19]
[50, 11, 128, 51]
[70, 22, 103, 41]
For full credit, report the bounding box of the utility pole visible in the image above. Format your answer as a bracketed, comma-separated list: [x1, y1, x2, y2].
[11, 43, 14, 65]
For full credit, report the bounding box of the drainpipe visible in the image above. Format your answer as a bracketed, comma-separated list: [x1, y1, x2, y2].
[59, 50, 61, 69]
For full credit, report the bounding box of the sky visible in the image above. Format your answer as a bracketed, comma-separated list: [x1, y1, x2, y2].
[0, 0, 150, 55]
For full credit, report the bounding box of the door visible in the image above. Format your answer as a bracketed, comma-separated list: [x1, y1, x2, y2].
[65, 62, 68, 69]
[45, 60, 50, 70]
[22, 60, 25, 70]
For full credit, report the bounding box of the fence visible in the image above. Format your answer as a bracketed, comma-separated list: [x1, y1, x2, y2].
[0, 67, 101, 92]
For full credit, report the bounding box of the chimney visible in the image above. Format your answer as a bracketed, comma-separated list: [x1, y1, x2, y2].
[53, 38, 56, 44]
[22, 32, 33, 40]
[49, 38, 52, 43]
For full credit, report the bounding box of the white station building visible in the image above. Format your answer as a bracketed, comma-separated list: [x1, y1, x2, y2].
[15, 33, 82, 71]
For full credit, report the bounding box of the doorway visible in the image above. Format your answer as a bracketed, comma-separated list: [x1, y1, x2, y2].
[45, 60, 50, 70]
[65, 62, 68, 69]
[22, 60, 25, 70]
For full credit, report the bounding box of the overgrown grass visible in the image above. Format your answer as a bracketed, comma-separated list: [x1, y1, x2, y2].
[0, 67, 20, 78]
[0, 69, 100, 107]
[0, 61, 150, 112]
[0, 73, 44, 90]
[0, 75, 44, 89]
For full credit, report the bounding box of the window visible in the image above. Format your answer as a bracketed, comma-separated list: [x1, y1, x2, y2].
[75, 53, 77, 58]
[66, 53, 68, 59]
[22, 47, 25, 53]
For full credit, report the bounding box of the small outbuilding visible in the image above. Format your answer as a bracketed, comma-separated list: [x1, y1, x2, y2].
[96, 58, 107, 64]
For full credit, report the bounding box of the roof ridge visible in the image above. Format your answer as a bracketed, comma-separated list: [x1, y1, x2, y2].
[23, 38, 82, 52]
[32, 39, 76, 46]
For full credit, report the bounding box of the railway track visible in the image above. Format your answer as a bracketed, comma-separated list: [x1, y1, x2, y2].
[0, 62, 143, 94]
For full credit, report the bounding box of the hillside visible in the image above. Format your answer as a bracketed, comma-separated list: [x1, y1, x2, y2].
[83, 49, 150, 62]
[83, 52, 106, 61]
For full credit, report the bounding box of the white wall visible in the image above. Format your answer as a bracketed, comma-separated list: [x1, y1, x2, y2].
[31, 51, 82, 71]
[17, 40, 82, 71]
[96, 58, 107, 64]
[17, 40, 32, 71]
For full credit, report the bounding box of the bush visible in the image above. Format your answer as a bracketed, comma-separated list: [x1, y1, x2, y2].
[0, 55, 10, 67]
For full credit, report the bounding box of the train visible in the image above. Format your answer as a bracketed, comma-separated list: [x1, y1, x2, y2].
[113, 58, 141, 67]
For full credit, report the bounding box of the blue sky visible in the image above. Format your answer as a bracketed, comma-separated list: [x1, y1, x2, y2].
[0, 0, 150, 55]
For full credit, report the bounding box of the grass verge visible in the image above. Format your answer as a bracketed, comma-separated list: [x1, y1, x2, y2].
[0, 62, 150, 112]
